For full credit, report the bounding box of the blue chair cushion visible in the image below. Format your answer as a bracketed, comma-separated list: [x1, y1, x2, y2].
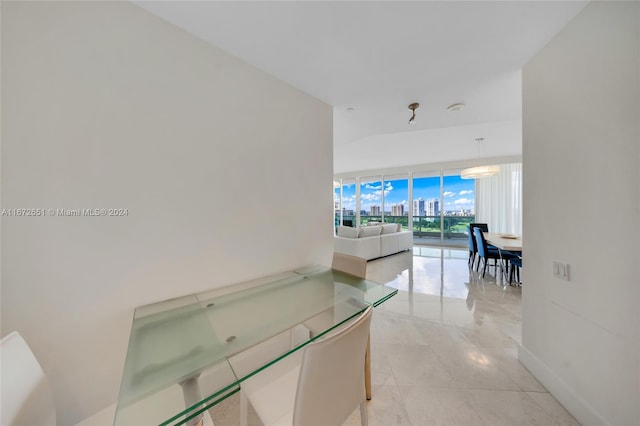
[487, 249, 519, 260]
[499, 250, 520, 260]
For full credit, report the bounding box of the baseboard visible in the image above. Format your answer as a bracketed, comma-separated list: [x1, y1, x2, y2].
[518, 344, 609, 426]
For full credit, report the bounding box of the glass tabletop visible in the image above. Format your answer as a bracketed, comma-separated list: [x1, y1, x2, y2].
[114, 265, 397, 425]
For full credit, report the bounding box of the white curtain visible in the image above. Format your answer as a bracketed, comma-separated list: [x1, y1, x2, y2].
[476, 163, 522, 235]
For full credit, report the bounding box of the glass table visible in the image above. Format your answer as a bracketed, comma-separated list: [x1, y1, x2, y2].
[114, 265, 397, 425]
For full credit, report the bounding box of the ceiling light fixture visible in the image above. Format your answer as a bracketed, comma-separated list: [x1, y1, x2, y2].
[447, 102, 465, 112]
[460, 138, 500, 179]
[408, 102, 419, 124]
[461, 165, 500, 179]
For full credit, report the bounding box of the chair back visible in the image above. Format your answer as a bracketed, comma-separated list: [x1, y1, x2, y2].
[1, 332, 57, 426]
[292, 306, 373, 426]
[473, 227, 488, 258]
[467, 225, 477, 253]
[332, 252, 367, 279]
[470, 223, 489, 232]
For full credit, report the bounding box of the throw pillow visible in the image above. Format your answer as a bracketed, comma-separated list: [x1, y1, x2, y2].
[358, 225, 382, 238]
[381, 224, 398, 234]
[337, 226, 359, 238]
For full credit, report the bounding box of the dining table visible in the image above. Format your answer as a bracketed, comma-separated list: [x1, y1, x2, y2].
[483, 233, 522, 281]
[113, 264, 397, 426]
[483, 232, 522, 252]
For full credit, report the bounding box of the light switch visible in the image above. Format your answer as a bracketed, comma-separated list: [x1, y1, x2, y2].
[553, 261, 570, 281]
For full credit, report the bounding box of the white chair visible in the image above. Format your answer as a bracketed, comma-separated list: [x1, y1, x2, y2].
[1, 331, 57, 426]
[241, 306, 373, 426]
[1, 331, 119, 426]
[307, 252, 372, 400]
[303, 253, 368, 338]
[331, 252, 367, 279]
[1, 332, 210, 426]
[330, 252, 372, 400]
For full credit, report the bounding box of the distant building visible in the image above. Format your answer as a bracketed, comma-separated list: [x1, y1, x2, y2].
[446, 208, 474, 217]
[342, 208, 354, 216]
[391, 204, 404, 216]
[370, 205, 381, 216]
[427, 199, 440, 217]
[413, 198, 425, 217]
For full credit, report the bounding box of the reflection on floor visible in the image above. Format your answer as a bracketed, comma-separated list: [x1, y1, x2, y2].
[211, 247, 579, 426]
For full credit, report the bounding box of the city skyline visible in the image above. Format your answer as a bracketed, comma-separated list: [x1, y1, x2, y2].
[336, 175, 475, 216]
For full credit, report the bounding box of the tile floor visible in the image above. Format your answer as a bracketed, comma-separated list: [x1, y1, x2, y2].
[211, 247, 579, 426]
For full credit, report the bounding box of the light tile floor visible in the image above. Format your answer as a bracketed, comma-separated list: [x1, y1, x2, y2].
[211, 247, 579, 426]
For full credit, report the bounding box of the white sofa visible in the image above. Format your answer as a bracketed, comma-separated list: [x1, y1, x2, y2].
[334, 223, 412, 260]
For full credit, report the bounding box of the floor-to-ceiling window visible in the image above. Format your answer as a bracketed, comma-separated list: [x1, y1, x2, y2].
[442, 170, 476, 243]
[341, 178, 356, 227]
[335, 163, 520, 247]
[412, 171, 442, 244]
[409, 170, 477, 245]
[334, 181, 341, 228]
[382, 174, 409, 230]
[359, 176, 382, 225]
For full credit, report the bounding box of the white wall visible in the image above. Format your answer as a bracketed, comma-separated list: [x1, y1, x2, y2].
[1, 2, 333, 424]
[521, 2, 639, 425]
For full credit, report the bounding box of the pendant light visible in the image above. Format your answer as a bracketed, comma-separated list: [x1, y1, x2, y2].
[460, 138, 499, 179]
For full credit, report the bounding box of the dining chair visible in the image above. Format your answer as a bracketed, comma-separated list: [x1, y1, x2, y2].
[469, 223, 491, 270]
[0, 331, 200, 426]
[473, 227, 518, 278]
[241, 306, 373, 426]
[469, 223, 489, 232]
[304, 253, 368, 337]
[509, 257, 522, 285]
[467, 225, 478, 268]
[331, 252, 367, 279]
[1, 331, 57, 426]
[304, 252, 372, 400]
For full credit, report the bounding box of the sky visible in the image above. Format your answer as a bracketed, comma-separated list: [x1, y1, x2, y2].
[336, 175, 475, 214]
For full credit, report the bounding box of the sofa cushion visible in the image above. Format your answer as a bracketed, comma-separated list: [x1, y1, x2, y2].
[381, 223, 398, 234]
[334, 233, 381, 260]
[358, 225, 381, 238]
[397, 231, 413, 251]
[380, 233, 400, 256]
[337, 226, 359, 238]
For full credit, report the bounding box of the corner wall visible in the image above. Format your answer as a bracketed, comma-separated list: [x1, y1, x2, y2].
[1, 2, 333, 423]
[521, 2, 639, 424]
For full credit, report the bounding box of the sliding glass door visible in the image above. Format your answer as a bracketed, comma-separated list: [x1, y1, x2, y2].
[410, 170, 475, 246]
[382, 174, 409, 230]
[442, 169, 475, 243]
[412, 171, 441, 244]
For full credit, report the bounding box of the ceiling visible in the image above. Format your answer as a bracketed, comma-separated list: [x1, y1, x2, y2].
[134, 1, 587, 172]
